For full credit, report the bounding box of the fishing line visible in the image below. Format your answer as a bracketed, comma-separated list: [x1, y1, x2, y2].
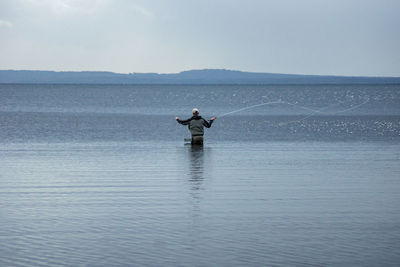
[217, 97, 370, 126]
[325, 98, 370, 115]
[277, 98, 370, 126]
[218, 100, 284, 118]
[277, 101, 347, 126]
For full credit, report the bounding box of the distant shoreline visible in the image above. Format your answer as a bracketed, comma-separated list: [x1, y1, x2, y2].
[1, 69, 399, 85]
[2, 83, 400, 86]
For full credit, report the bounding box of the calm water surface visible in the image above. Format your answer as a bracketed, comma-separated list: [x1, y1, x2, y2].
[1, 84, 400, 266]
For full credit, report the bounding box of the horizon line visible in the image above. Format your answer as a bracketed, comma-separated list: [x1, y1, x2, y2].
[1, 68, 399, 78]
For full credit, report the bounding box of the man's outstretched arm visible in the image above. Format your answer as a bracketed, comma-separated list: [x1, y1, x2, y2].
[176, 117, 192, 125]
[203, 117, 216, 128]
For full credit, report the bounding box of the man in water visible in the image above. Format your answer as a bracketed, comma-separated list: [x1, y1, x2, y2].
[176, 108, 216, 145]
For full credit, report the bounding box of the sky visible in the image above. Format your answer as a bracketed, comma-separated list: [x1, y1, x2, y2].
[0, 0, 399, 76]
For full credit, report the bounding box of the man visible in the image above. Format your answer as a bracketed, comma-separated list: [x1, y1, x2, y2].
[176, 108, 216, 145]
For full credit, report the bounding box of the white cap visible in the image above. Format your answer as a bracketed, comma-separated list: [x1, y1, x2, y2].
[192, 108, 199, 114]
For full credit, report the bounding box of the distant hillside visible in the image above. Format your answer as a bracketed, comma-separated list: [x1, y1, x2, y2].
[0, 69, 399, 84]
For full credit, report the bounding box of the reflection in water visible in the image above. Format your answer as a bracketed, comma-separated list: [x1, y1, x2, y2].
[186, 145, 208, 223]
[188, 145, 204, 193]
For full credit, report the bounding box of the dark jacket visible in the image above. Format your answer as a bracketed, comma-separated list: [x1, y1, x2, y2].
[177, 116, 213, 136]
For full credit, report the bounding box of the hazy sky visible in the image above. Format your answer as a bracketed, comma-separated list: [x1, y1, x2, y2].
[0, 0, 399, 76]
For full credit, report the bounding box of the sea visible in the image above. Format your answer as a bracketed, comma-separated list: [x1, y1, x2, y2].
[1, 84, 399, 266]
